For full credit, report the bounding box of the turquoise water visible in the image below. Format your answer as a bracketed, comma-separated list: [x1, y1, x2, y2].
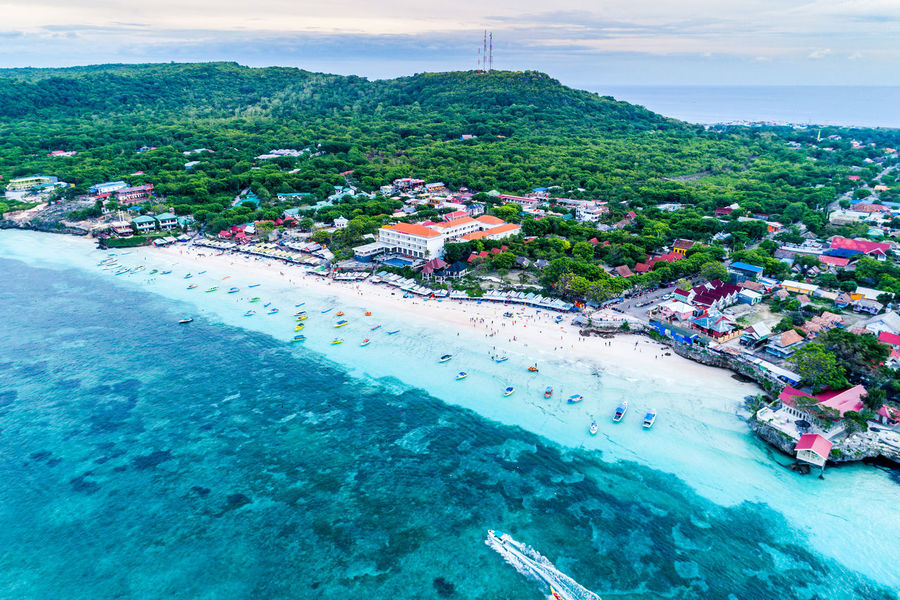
[0, 234, 898, 598]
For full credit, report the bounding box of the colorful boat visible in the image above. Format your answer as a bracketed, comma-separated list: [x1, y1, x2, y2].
[361, 338, 371, 347]
[178, 318, 193, 324]
[364, 311, 372, 316]
[370, 324, 382, 331]
[150, 269, 158, 274]
[456, 371, 468, 380]
[527, 365, 539, 372]
[227, 287, 240, 294]
[386, 329, 400, 335]
[544, 386, 553, 399]
[439, 354, 453, 363]
[244, 310, 256, 317]
[334, 320, 349, 328]
[613, 400, 628, 423]
[187, 284, 198, 289]
[205, 287, 217, 293]
[336, 311, 345, 317]
[294, 324, 305, 331]
[264, 302, 271, 307]
[568, 394, 584, 404]
[291, 334, 306, 342]
[589, 421, 599, 435]
[222, 275, 231, 280]
[296, 314, 308, 321]
[267, 308, 279, 315]
[184, 273, 192, 279]
[493, 355, 509, 363]
[330, 338, 344, 345]
[503, 386, 515, 397]
[642, 409, 657, 429]
[249, 297, 260, 303]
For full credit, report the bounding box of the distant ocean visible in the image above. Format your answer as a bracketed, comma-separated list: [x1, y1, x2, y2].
[597, 86, 900, 129]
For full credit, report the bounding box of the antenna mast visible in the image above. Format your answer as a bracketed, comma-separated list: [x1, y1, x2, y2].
[489, 32, 493, 71]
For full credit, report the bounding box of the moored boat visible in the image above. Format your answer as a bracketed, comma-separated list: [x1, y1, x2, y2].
[248, 283, 260, 288]
[267, 308, 279, 315]
[331, 338, 343, 345]
[205, 287, 217, 292]
[249, 297, 260, 303]
[493, 354, 509, 363]
[227, 287, 239, 294]
[503, 386, 515, 397]
[386, 329, 400, 335]
[321, 307, 333, 314]
[439, 354, 453, 363]
[589, 421, 599, 435]
[184, 273, 192, 279]
[161, 270, 172, 275]
[296, 314, 308, 321]
[364, 311, 372, 316]
[187, 284, 198, 289]
[527, 364, 538, 372]
[336, 311, 345, 316]
[244, 310, 256, 317]
[361, 338, 371, 347]
[294, 324, 305, 331]
[178, 318, 193, 324]
[544, 386, 553, 399]
[456, 371, 468, 380]
[370, 324, 381, 331]
[291, 334, 306, 342]
[642, 409, 657, 429]
[334, 319, 349, 328]
[613, 400, 628, 423]
[568, 394, 584, 404]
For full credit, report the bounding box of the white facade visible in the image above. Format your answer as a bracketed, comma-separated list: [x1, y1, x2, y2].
[377, 224, 445, 259]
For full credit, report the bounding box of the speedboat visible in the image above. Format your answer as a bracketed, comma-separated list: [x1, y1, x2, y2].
[493, 355, 509, 363]
[643, 409, 657, 429]
[294, 310, 306, 317]
[386, 329, 400, 335]
[296, 314, 308, 321]
[364, 311, 372, 316]
[555, 315, 564, 323]
[161, 270, 172, 275]
[198, 271, 206, 275]
[184, 273, 192, 279]
[331, 338, 343, 345]
[456, 371, 468, 380]
[589, 421, 599, 435]
[150, 269, 158, 274]
[291, 334, 306, 342]
[544, 386, 553, 398]
[295, 302, 305, 307]
[244, 310, 256, 317]
[336, 311, 345, 317]
[439, 354, 453, 363]
[568, 394, 584, 404]
[249, 297, 260, 303]
[361, 338, 371, 347]
[205, 287, 217, 293]
[503, 386, 515, 397]
[222, 275, 231, 280]
[267, 308, 279, 315]
[248, 284, 260, 288]
[264, 302, 271, 307]
[227, 287, 239, 294]
[334, 320, 349, 328]
[371, 324, 382, 331]
[187, 284, 198, 289]
[178, 318, 193, 324]
[527, 365, 539, 372]
[294, 324, 305, 331]
[613, 400, 628, 423]
[321, 307, 333, 314]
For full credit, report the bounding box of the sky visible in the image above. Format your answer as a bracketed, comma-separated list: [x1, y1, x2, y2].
[1, 0, 900, 87]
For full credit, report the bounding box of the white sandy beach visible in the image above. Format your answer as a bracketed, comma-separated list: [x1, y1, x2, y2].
[152, 243, 717, 386]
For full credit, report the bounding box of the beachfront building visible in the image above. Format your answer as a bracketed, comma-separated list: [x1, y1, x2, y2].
[156, 213, 178, 230]
[115, 184, 154, 205]
[674, 280, 740, 310]
[794, 434, 833, 469]
[429, 216, 481, 239]
[6, 175, 57, 191]
[90, 181, 128, 195]
[377, 223, 444, 259]
[132, 215, 157, 233]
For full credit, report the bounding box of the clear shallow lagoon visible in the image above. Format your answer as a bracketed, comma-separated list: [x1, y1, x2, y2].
[0, 231, 898, 599]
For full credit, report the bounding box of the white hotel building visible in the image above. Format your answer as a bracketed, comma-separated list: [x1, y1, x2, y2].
[375, 215, 522, 260]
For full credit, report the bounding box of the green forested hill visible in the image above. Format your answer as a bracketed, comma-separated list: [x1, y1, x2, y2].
[0, 62, 891, 236]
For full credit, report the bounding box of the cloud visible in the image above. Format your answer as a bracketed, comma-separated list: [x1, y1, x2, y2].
[808, 48, 832, 59]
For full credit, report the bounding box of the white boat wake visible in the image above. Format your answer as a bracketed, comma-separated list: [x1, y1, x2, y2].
[485, 530, 601, 600]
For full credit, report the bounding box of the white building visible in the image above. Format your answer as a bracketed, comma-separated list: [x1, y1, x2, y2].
[377, 223, 445, 259]
[428, 216, 481, 239]
[334, 216, 349, 229]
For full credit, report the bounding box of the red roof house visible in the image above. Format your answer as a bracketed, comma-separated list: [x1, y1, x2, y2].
[794, 434, 833, 468]
[779, 385, 867, 417]
[830, 237, 890, 257]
